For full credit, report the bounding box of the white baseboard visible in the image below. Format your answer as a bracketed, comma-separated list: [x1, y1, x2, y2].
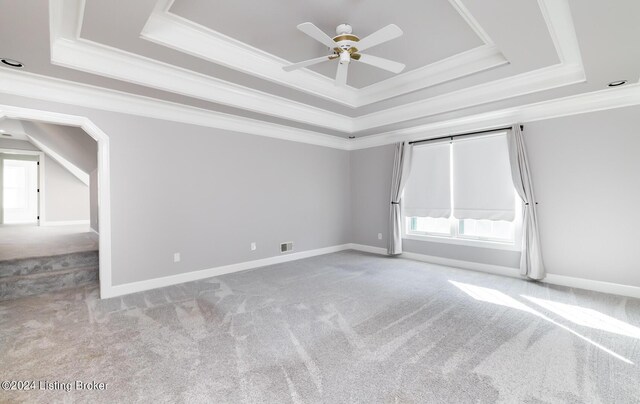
[104, 244, 352, 298]
[544, 273, 640, 299]
[41, 220, 90, 226]
[347, 244, 640, 299]
[103, 242, 640, 300]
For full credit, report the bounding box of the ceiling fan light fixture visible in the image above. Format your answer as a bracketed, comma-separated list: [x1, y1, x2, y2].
[283, 22, 405, 86]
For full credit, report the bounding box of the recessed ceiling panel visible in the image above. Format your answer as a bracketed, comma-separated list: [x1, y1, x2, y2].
[169, 0, 485, 88]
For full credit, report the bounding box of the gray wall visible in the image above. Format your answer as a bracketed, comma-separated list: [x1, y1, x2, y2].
[0, 94, 352, 286]
[525, 106, 640, 287]
[44, 155, 90, 222]
[22, 122, 97, 174]
[100, 115, 351, 285]
[351, 106, 640, 287]
[90, 168, 99, 232]
[20, 122, 98, 229]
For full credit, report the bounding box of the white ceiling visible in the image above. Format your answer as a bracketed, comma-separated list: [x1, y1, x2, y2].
[0, 0, 639, 141]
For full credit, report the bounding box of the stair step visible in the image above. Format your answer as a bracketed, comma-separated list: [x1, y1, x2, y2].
[0, 265, 98, 301]
[0, 250, 98, 278]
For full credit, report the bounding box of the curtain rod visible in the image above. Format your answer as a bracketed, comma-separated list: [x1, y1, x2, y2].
[408, 125, 523, 146]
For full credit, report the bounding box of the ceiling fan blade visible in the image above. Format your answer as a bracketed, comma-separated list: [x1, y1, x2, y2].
[356, 24, 403, 52]
[335, 61, 348, 87]
[297, 22, 337, 49]
[283, 55, 335, 72]
[355, 54, 405, 73]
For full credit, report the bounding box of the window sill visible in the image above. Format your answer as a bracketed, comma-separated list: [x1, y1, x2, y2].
[403, 233, 521, 252]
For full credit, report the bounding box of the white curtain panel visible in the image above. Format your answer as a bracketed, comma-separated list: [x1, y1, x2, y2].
[452, 133, 515, 221]
[507, 125, 545, 280]
[388, 142, 413, 255]
[404, 142, 451, 218]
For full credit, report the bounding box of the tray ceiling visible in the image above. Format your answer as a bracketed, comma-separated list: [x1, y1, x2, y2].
[1, 0, 638, 146]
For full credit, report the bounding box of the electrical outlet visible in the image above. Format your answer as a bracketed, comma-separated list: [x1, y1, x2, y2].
[378, 233, 383, 240]
[250, 242, 257, 251]
[173, 252, 181, 263]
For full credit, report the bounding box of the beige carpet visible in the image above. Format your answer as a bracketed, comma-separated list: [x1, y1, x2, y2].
[1, 251, 639, 403]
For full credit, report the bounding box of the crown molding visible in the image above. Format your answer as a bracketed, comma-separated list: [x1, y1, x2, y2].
[348, 83, 640, 150]
[1, 69, 638, 154]
[49, 0, 354, 133]
[0, 69, 350, 150]
[141, 0, 507, 107]
[356, 45, 506, 106]
[353, 61, 585, 132]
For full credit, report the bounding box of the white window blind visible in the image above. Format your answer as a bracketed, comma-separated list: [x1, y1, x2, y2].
[452, 133, 515, 221]
[404, 142, 451, 218]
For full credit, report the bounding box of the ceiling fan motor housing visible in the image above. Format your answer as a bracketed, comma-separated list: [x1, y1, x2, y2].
[332, 23, 359, 55]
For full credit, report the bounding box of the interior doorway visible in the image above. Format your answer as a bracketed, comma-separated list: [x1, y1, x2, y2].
[0, 117, 99, 301]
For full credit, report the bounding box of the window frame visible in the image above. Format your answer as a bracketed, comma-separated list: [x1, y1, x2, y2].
[402, 134, 522, 252]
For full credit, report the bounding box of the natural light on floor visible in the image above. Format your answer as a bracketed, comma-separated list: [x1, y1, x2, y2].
[522, 295, 640, 339]
[448, 280, 634, 365]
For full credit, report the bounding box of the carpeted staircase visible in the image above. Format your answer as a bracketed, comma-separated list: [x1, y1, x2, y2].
[0, 250, 98, 300]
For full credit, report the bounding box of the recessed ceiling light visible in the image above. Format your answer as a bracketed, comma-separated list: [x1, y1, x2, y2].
[1, 58, 24, 68]
[608, 80, 627, 87]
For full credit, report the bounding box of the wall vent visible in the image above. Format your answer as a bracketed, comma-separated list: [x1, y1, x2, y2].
[280, 242, 293, 253]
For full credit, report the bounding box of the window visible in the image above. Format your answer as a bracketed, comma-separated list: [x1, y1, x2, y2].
[3, 159, 39, 224]
[403, 132, 521, 248]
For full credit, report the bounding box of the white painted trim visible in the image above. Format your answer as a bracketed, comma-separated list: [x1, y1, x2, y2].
[0, 69, 350, 150]
[26, 135, 89, 185]
[3, 68, 640, 153]
[3, 69, 640, 153]
[447, 0, 495, 45]
[41, 219, 90, 226]
[544, 274, 640, 300]
[356, 45, 507, 105]
[349, 83, 640, 150]
[0, 104, 113, 300]
[347, 244, 640, 299]
[105, 244, 353, 298]
[50, 0, 352, 133]
[353, 62, 585, 131]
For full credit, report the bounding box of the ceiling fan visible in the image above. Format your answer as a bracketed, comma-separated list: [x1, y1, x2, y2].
[283, 22, 405, 86]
